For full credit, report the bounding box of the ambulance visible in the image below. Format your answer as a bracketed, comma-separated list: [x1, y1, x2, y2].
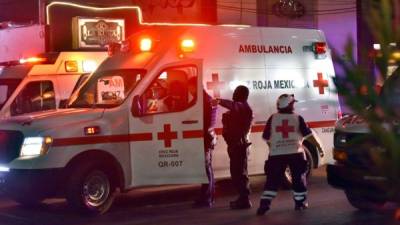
[0, 51, 108, 119]
[0, 26, 340, 214]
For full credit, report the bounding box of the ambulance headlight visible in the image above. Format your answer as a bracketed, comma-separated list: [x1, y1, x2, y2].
[20, 137, 53, 157]
[334, 133, 347, 148]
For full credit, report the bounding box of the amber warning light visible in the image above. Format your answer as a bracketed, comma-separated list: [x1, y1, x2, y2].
[65, 61, 79, 72]
[84, 126, 101, 135]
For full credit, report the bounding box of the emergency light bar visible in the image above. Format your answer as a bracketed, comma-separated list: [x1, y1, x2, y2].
[180, 39, 195, 53]
[140, 38, 152, 52]
[303, 42, 327, 59]
[0, 53, 59, 67]
[19, 57, 47, 64]
[82, 60, 98, 73]
[313, 42, 327, 55]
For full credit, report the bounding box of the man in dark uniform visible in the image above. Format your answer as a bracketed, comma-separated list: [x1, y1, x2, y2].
[214, 85, 253, 209]
[256, 94, 323, 215]
[190, 77, 217, 208]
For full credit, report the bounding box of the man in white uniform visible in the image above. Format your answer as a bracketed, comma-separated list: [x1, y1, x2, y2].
[257, 94, 323, 215]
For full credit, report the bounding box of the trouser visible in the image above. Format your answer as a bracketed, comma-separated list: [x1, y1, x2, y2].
[227, 143, 251, 200]
[259, 153, 307, 208]
[198, 129, 216, 203]
[199, 149, 215, 203]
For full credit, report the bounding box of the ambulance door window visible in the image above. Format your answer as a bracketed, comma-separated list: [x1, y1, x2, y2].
[72, 73, 90, 94]
[0, 86, 7, 107]
[142, 66, 197, 115]
[10, 81, 56, 116]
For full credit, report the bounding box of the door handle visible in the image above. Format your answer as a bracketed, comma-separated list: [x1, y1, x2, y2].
[182, 120, 199, 124]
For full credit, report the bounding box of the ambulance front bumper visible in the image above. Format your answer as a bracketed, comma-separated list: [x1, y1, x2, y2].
[0, 168, 65, 198]
[327, 163, 399, 201]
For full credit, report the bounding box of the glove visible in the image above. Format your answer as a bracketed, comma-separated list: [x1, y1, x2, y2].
[318, 147, 324, 158]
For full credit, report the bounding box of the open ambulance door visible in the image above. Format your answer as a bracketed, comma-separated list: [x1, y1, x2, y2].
[129, 59, 207, 186]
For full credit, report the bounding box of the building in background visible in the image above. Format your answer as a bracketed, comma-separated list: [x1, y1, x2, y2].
[3, 0, 398, 74]
[217, 0, 357, 75]
[0, 0, 217, 61]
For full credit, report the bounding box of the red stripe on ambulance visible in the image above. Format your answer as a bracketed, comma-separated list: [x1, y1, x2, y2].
[307, 120, 336, 128]
[217, 120, 336, 136]
[53, 133, 152, 147]
[52, 121, 336, 147]
[182, 130, 204, 138]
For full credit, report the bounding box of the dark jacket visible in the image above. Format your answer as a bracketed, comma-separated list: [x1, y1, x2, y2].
[219, 99, 253, 145]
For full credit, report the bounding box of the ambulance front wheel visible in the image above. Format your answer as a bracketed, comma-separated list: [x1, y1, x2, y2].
[66, 162, 116, 215]
[345, 190, 386, 212]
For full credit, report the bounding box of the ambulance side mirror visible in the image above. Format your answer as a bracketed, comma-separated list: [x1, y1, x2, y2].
[131, 95, 143, 117]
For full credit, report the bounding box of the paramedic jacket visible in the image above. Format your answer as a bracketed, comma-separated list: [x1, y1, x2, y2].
[263, 113, 312, 155]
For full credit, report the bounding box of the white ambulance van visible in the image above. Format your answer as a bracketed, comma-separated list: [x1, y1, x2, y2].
[0, 52, 107, 119]
[0, 26, 340, 214]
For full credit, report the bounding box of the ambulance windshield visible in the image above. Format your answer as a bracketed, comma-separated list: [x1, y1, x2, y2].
[68, 69, 146, 108]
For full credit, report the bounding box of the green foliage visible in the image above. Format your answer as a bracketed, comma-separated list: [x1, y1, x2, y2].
[333, 0, 400, 184]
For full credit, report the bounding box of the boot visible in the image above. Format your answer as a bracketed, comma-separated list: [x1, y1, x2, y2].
[256, 199, 271, 216]
[295, 201, 308, 211]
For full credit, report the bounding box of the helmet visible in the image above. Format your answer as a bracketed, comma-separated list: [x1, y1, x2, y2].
[277, 94, 297, 109]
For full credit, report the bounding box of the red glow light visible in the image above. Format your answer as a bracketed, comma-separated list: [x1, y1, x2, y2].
[314, 42, 326, 55]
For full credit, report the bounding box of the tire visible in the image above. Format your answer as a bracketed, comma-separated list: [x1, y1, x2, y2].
[66, 162, 116, 215]
[282, 147, 314, 189]
[345, 190, 386, 212]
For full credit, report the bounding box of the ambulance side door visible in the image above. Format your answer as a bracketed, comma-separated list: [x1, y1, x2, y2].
[129, 59, 207, 186]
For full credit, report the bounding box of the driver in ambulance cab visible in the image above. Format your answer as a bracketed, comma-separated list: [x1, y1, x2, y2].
[256, 94, 324, 216]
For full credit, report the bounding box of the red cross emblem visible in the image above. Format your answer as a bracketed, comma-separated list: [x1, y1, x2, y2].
[313, 73, 329, 95]
[206, 73, 226, 98]
[157, 124, 178, 148]
[275, 120, 295, 139]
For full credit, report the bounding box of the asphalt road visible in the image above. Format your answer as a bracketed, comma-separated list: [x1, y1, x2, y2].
[0, 167, 399, 225]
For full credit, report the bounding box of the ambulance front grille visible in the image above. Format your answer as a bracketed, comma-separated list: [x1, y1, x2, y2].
[335, 132, 384, 169]
[0, 130, 24, 164]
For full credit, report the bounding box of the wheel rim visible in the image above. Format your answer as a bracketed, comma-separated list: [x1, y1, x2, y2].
[83, 171, 110, 208]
